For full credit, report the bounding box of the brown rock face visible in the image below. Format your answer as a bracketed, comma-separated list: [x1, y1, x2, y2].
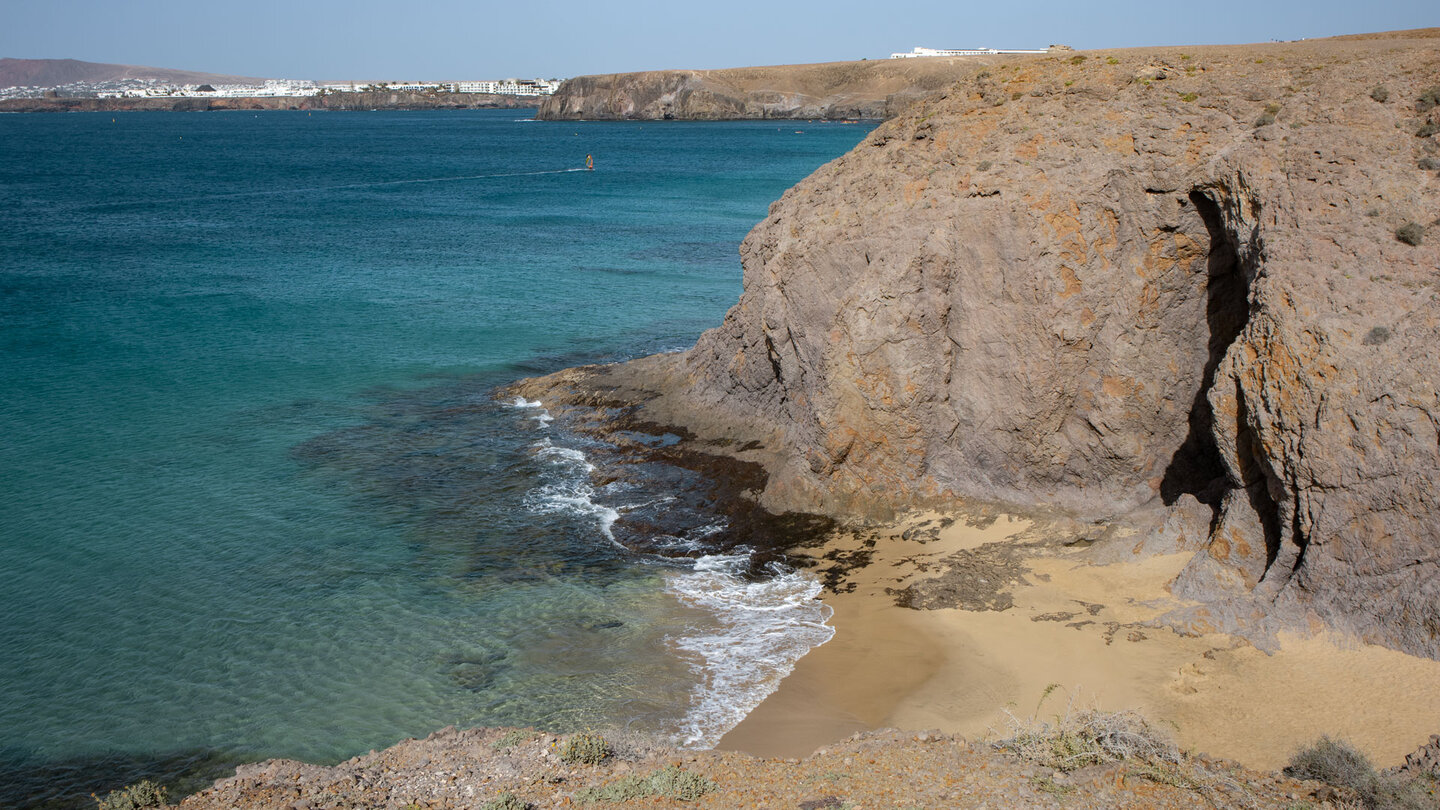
[572, 33, 1440, 657]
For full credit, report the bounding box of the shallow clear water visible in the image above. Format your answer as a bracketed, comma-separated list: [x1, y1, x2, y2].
[0, 109, 874, 805]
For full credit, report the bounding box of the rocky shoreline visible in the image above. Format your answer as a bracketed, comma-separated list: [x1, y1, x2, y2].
[531, 29, 1440, 659]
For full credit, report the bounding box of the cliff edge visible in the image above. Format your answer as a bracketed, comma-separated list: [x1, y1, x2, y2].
[522, 30, 1440, 658]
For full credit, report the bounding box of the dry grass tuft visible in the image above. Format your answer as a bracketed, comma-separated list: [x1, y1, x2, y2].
[991, 688, 1180, 772]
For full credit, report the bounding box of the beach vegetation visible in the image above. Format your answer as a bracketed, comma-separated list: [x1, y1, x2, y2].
[993, 691, 1180, 773]
[559, 732, 611, 765]
[1031, 774, 1075, 796]
[1107, 57, 1120, 65]
[480, 792, 530, 810]
[1070, 55, 1087, 65]
[491, 729, 536, 751]
[1179, 92, 1199, 103]
[1284, 735, 1435, 810]
[574, 766, 715, 803]
[1417, 86, 1440, 113]
[94, 781, 167, 810]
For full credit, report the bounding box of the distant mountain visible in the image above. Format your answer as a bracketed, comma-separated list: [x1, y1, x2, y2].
[0, 58, 266, 88]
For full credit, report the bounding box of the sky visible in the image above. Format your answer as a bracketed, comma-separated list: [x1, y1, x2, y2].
[1, 0, 1434, 80]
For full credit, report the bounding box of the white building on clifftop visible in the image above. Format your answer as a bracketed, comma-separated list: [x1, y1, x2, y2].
[890, 46, 1052, 58]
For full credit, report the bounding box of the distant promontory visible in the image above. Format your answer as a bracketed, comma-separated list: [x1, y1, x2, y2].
[535, 56, 1025, 121]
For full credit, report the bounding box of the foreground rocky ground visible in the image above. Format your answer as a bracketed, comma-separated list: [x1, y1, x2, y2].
[164, 726, 1386, 810]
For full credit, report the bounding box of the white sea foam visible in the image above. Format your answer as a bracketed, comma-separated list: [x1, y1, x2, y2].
[666, 554, 835, 748]
[515, 423, 835, 749]
[510, 396, 553, 426]
[524, 439, 619, 542]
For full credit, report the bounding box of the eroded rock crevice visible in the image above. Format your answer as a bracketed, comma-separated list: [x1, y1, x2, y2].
[1160, 189, 1258, 513]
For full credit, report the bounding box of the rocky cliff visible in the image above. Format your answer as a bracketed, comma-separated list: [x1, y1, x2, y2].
[521, 31, 1440, 658]
[536, 58, 1004, 120]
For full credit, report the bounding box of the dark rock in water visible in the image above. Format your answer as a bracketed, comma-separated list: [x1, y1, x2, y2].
[0, 747, 241, 810]
[517, 32, 1440, 659]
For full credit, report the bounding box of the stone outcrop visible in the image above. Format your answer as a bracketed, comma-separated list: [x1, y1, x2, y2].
[536, 58, 1003, 121]
[525, 31, 1440, 657]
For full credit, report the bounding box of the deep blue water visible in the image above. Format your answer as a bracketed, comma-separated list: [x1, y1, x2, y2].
[0, 109, 874, 806]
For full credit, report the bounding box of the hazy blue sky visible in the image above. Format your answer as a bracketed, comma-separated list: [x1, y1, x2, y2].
[2, 0, 1434, 80]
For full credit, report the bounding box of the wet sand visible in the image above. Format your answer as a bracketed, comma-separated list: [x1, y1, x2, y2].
[718, 508, 1440, 770]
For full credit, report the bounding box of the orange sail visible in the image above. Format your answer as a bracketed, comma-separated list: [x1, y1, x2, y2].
[585, 154, 594, 171]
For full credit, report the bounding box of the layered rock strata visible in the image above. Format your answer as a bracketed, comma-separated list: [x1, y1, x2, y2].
[523, 31, 1440, 657]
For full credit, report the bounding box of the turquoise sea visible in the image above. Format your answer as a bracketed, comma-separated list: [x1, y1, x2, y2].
[0, 109, 874, 807]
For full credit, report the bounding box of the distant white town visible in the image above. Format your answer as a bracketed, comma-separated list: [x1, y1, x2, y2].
[0, 77, 563, 101]
[96, 78, 563, 99]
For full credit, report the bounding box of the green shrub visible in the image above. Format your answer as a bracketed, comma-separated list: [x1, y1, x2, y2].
[1255, 112, 1277, 127]
[1417, 86, 1440, 113]
[1371, 86, 1390, 102]
[1396, 223, 1425, 246]
[1106, 57, 1120, 65]
[575, 766, 715, 803]
[480, 792, 529, 810]
[1179, 92, 1199, 103]
[559, 732, 610, 765]
[647, 766, 716, 801]
[95, 781, 167, 810]
[1070, 55, 1087, 65]
[1284, 736, 1434, 810]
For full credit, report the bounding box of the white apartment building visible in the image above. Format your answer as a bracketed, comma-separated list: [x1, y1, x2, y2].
[890, 46, 1052, 58]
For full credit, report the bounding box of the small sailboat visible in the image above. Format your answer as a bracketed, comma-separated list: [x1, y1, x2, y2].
[585, 154, 594, 171]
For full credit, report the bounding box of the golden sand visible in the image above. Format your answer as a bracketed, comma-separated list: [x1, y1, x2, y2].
[718, 508, 1440, 770]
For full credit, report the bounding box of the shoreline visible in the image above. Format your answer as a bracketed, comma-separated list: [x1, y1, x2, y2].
[719, 505, 1440, 770]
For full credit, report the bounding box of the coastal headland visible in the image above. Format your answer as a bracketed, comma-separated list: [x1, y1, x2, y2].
[98, 27, 1440, 810]
[535, 56, 1019, 120]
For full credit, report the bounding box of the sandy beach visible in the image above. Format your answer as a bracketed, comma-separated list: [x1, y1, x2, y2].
[718, 505, 1440, 770]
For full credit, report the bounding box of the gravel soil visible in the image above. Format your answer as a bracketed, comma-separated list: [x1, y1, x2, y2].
[173, 726, 1345, 810]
